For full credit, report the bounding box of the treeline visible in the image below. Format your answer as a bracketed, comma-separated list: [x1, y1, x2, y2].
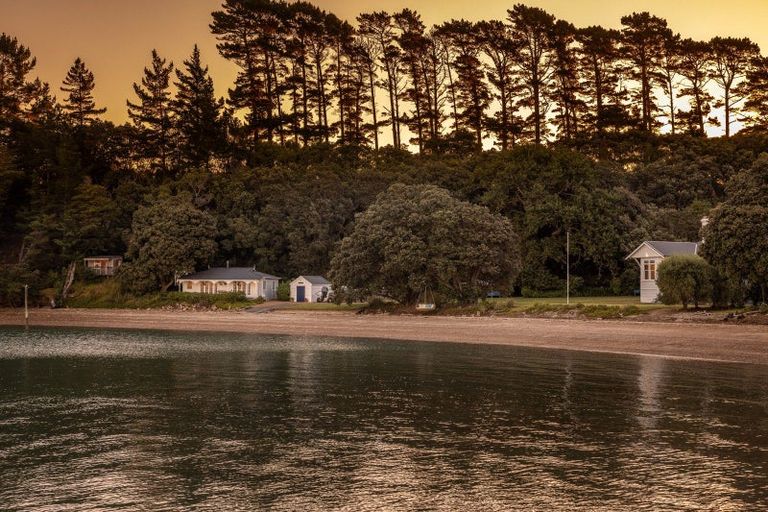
[1, 2, 768, 306]
[211, 1, 768, 149]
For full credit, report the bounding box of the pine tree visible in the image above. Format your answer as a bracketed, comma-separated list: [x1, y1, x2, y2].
[709, 36, 759, 137]
[60, 57, 106, 127]
[576, 26, 629, 133]
[0, 33, 53, 128]
[358, 12, 403, 148]
[173, 45, 226, 168]
[550, 20, 585, 141]
[677, 39, 715, 135]
[620, 12, 671, 132]
[653, 33, 682, 134]
[507, 4, 556, 144]
[743, 55, 768, 131]
[477, 20, 520, 149]
[436, 20, 490, 149]
[127, 50, 175, 174]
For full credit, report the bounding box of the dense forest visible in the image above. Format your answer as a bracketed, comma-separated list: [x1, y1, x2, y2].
[1, 0, 768, 305]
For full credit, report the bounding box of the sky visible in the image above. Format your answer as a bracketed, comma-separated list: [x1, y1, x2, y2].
[2, 0, 767, 127]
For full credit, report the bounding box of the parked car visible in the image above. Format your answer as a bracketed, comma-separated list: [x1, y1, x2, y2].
[486, 291, 502, 298]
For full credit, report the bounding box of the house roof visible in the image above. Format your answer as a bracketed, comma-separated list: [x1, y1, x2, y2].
[84, 255, 123, 260]
[646, 241, 699, 256]
[179, 267, 280, 281]
[626, 241, 699, 259]
[293, 275, 331, 285]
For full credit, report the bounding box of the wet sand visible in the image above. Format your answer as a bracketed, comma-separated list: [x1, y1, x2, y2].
[1, 308, 766, 364]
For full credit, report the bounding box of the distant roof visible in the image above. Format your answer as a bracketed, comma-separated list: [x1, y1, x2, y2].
[627, 241, 699, 259]
[84, 255, 122, 259]
[646, 241, 699, 257]
[179, 267, 279, 281]
[294, 275, 331, 285]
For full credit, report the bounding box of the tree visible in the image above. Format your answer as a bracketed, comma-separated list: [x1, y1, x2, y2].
[436, 20, 490, 149]
[0, 33, 52, 129]
[59, 182, 120, 262]
[358, 11, 403, 148]
[656, 255, 713, 309]
[677, 39, 715, 135]
[709, 37, 759, 137]
[508, 4, 556, 144]
[620, 12, 671, 132]
[60, 58, 106, 127]
[121, 196, 218, 294]
[329, 183, 521, 304]
[576, 26, 629, 133]
[654, 32, 682, 134]
[550, 20, 584, 140]
[211, 0, 285, 144]
[744, 55, 768, 131]
[478, 20, 520, 149]
[702, 155, 768, 303]
[173, 45, 226, 168]
[127, 50, 175, 174]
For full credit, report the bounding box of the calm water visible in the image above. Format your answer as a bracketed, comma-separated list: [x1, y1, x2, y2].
[0, 327, 767, 511]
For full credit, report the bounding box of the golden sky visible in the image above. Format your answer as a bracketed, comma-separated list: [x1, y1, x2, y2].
[2, 0, 767, 125]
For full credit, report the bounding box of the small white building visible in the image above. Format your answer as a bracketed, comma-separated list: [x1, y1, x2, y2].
[290, 276, 332, 303]
[177, 267, 280, 300]
[626, 241, 699, 303]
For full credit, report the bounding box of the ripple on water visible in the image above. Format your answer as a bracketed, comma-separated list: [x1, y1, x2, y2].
[0, 326, 767, 511]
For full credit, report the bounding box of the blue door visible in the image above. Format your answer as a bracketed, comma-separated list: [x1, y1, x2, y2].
[296, 286, 306, 302]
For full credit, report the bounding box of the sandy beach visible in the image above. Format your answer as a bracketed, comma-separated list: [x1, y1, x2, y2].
[1, 308, 766, 364]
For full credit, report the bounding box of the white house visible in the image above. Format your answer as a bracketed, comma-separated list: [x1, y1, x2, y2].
[626, 241, 699, 303]
[290, 276, 332, 303]
[177, 267, 280, 300]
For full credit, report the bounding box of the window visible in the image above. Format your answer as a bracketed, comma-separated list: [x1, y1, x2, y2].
[643, 260, 657, 281]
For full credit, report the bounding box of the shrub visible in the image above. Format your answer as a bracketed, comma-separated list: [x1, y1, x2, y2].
[656, 255, 714, 309]
[276, 281, 290, 301]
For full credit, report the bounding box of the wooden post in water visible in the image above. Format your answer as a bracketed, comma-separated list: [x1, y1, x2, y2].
[24, 284, 29, 327]
[566, 231, 570, 306]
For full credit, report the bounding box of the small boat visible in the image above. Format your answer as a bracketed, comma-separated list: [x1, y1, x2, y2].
[416, 286, 436, 311]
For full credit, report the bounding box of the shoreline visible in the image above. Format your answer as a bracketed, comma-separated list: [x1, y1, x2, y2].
[1, 308, 767, 365]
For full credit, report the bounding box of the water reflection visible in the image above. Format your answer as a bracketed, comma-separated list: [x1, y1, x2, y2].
[0, 326, 767, 511]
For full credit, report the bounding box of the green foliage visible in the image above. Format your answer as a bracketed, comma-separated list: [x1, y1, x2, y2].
[276, 281, 290, 301]
[525, 302, 643, 319]
[330, 183, 521, 305]
[0, 263, 40, 307]
[656, 255, 714, 309]
[120, 196, 218, 294]
[703, 155, 768, 304]
[67, 280, 254, 309]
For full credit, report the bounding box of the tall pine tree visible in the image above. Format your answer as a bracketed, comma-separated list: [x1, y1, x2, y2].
[127, 50, 175, 174]
[60, 58, 105, 127]
[173, 45, 226, 168]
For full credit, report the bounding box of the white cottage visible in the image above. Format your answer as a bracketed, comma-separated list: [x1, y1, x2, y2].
[177, 267, 280, 300]
[626, 241, 699, 303]
[290, 276, 332, 303]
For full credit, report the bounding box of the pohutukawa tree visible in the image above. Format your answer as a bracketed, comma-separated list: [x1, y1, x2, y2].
[60, 57, 106, 127]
